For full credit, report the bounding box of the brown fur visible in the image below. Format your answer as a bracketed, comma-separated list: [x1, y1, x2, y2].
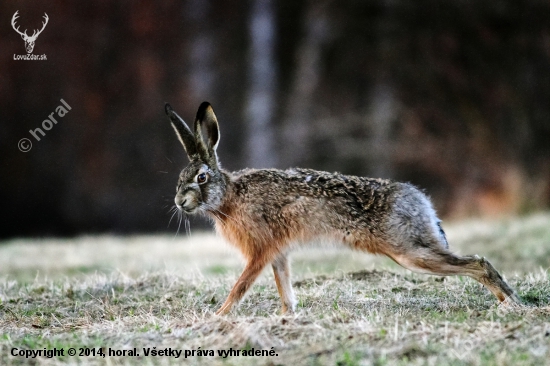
[164, 102, 522, 315]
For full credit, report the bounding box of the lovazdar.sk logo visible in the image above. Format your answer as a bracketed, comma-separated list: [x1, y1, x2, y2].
[12, 10, 48, 60]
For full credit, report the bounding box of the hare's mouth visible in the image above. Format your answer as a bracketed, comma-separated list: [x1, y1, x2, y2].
[175, 195, 200, 214]
[177, 205, 198, 214]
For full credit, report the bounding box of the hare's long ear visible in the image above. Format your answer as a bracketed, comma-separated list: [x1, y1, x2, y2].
[165, 103, 198, 158]
[194, 101, 220, 163]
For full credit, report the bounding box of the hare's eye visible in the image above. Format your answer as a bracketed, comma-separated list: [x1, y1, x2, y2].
[197, 173, 207, 184]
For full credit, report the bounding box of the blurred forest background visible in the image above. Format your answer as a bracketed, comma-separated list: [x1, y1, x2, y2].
[1, 0, 550, 238]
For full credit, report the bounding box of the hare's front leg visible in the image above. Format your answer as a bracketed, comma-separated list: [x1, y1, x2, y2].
[216, 256, 269, 315]
[272, 254, 297, 314]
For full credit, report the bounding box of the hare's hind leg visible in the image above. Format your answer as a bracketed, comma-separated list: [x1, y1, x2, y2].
[385, 189, 520, 304]
[272, 254, 297, 314]
[389, 243, 521, 304]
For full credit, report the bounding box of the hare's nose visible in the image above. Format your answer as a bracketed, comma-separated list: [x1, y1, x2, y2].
[175, 197, 187, 208]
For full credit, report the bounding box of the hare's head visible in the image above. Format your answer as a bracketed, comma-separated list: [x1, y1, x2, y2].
[166, 102, 225, 214]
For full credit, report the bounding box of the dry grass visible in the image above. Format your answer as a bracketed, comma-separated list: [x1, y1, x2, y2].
[0, 213, 549, 365]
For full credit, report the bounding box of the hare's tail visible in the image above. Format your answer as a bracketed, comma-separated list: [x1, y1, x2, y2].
[436, 221, 449, 249]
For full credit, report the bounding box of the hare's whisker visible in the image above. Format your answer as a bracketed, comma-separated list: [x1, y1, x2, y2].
[205, 207, 230, 225]
[203, 205, 223, 223]
[184, 217, 191, 236]
[173, 210, 183, 239]
[202, 203, 238, 225]
[168, 206, 178, 227]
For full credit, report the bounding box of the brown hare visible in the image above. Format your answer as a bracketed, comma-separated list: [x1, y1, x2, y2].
[165, 101, 521, 315]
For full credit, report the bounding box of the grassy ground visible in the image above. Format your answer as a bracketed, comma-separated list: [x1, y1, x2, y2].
[0, 213, 549, 365]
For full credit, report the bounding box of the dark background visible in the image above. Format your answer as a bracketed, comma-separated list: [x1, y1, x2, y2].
[1, 0, 549, 238]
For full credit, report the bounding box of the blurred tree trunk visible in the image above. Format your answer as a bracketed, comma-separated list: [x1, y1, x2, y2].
[369, 82, 397, 178]
[245, 0, 278, 168]
[281, 1, 329, 168]
[186, 0, 215, 101]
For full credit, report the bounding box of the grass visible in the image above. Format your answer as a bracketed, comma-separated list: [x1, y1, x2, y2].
[0, 213, 549, 365]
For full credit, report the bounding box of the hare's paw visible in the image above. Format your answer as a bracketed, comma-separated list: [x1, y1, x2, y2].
[281, 305, 295, 315]
[499, 294, 525, 309]
[215, 308, 228, 316]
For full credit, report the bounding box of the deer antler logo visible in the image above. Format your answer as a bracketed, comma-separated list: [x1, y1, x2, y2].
[11, 11, 49, 54]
